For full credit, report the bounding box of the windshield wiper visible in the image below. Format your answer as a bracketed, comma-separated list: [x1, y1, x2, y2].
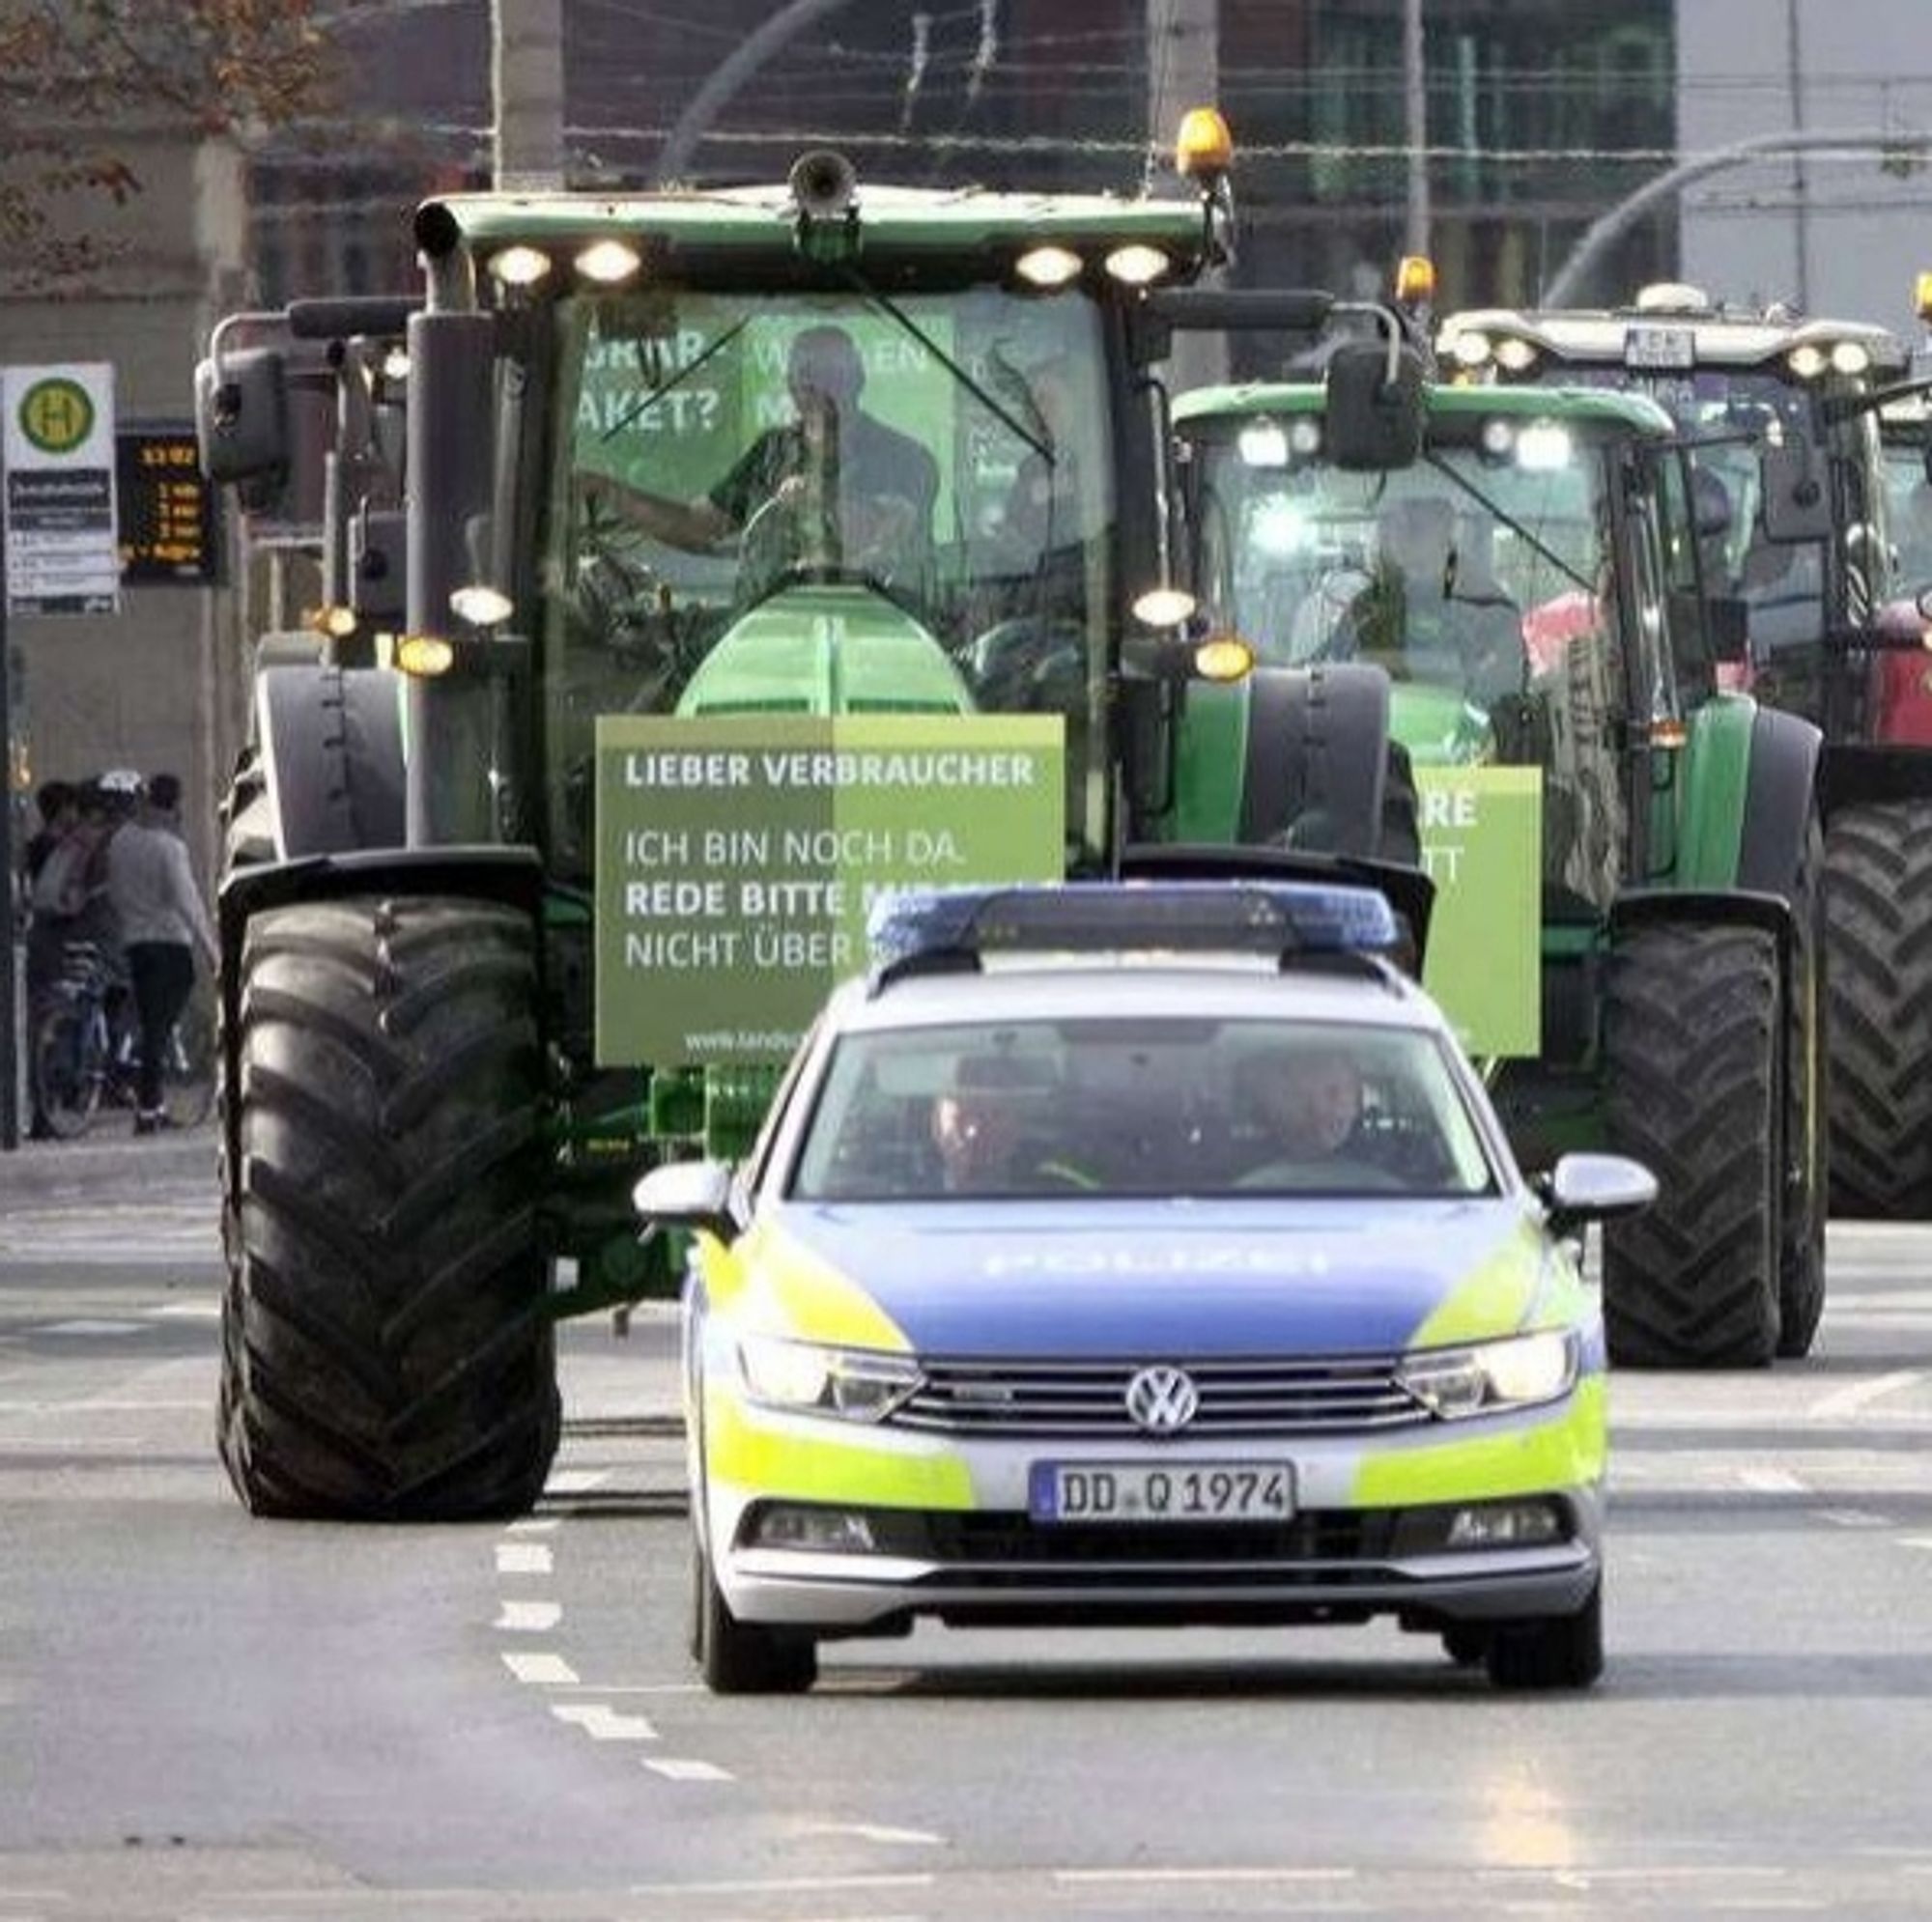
[841, 268, 1055, 467]
[1423, 451, 1592, 595]
[601, 319, 750, 444]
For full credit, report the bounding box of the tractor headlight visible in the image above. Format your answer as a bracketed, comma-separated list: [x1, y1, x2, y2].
[1397, 1329, 1578, 1420]
[737, 1334, 923, 1423]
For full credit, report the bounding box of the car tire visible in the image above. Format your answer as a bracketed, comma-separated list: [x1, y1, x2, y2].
[1825, 799, 1932, 1219]
[1604, 920, 1781, 1369]
[694, 1536, 817, 1696]
[1484, 1582, 1603, 1690]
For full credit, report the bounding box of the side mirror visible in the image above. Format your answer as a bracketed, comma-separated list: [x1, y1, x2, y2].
[194, 346, 290, 487]
[1705, 593, 1750, 663]
[1539, 1152, 1658, 1239]
[632, 1158, 740, 1243]
[1324, 338, 1425, 472]
[1759, 440, 1833, 543]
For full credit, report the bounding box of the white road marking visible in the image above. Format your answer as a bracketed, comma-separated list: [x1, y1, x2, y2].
[501, 1651, 579, 1685]
[494, 1600, 562, 1632]
[1806, 1371, 1924, 1421]
[38, 1319, 145, 1337]
[1896, 1538, 1932, 1552]
[551, 1703, 657, 1741]
[0, 1399, 205, 1413]
[1055, 1867, 1357, 1884]
[506, 1516, 559, 1535]
[631, 1874, 936, 1894]
[546, 1468, 612, 1495]
[793, 1822, 946, 1846]
[1738, 1468, 1807, 1494]
[1816, 1510, 1896, 1529]
[495, 1542, 554, 1576]
[642, 1757, 734, 1782]
[150, 1300, 221, 1319]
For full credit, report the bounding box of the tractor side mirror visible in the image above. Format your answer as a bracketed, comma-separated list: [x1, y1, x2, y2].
[1324, 339, 1425, 472]
[194, 346, 290, 487]
[1759, 439, 1833, 543]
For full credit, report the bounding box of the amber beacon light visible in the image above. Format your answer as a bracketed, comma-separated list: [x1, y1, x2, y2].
[1175, 107, 1234, 184]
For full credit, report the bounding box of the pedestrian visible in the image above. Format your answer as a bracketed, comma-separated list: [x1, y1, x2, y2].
[24, 780, 87, 1140]
[104, 772, 216, 1135]
[24, 779, 78, 887]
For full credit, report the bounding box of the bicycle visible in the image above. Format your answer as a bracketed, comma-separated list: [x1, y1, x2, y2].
[31, 941, 215, 1140]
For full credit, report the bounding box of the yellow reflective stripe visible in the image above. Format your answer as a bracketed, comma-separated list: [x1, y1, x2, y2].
[1037, 1159, 1100, 1190]
[1406, 1220, 1546, 1348]
[1349, 1376, 1607, 1506]
[730, 1219, 912, 1351]
[706, 1391, 975, 1507]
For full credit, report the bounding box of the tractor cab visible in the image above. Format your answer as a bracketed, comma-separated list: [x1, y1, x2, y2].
[1436, 285, 1907, 735]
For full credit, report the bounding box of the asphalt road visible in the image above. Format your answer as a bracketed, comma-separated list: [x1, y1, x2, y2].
[5, 1125, 1932, 1918]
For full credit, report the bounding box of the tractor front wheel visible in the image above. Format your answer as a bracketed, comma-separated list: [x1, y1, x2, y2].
[217, 893, 559, 1519]
[1824, 800, 1932, 1219]
[1604, 920, 1781, 1368]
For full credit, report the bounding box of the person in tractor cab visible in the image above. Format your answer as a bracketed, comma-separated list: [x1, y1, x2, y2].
[580, 325, 938, 599]
[1335, 495, 1526, 705]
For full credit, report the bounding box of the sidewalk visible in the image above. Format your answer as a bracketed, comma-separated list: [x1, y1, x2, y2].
[0, 1115, 217, 1199]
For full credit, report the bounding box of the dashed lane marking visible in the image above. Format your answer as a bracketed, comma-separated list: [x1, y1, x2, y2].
[149, 1300, 220, 1320]
[1816, 1510, 1897, 1528]
[506, 1516, 559, 1534]
[551, 1703, 658, 1741]
[545, 1468, 612, 1496]
[494, 1600, 562, 1632]
[1738, 1468, 1808, 1494]
[1897, 1538, 1932, 1552]
[501, 1651, 579, 1686]
[36, 1320, 145, 1337]
[495, 1541, 554, 1576]
[793, 1823, 947, 1846]
[641, 1757, 734, 1782]
[1806, 1371, 1924, 1421]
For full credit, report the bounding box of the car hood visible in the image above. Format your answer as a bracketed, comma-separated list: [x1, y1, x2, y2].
[742, 1197, 1553, 1358]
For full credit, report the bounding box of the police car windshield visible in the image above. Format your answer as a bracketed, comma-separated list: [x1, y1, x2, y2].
[790, 1017, 1498, 1201]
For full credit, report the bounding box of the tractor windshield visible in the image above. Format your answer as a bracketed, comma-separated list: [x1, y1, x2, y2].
[1192, 412, 1619, 764]
[541, 285, 1116, 874]
[1191, 409, 1646, 912]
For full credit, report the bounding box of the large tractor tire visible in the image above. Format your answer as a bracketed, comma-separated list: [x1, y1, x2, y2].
[1604, 921, 1781, 1369]
[1778, 820, 1828, 1358]
[217, 893, 559, 1519]
[1824, 799, 1932, 1218]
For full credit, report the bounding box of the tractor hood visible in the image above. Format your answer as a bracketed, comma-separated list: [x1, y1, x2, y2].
[675, 584, 975, 719]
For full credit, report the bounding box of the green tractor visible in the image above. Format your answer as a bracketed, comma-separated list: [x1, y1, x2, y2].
[1169, 365, 1827, 1368]
[193, 146, 1429, 1519]
[1437, 285, 1932, 1221]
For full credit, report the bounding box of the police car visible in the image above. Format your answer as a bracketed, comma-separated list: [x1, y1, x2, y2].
[634, 882, 1654, 1695]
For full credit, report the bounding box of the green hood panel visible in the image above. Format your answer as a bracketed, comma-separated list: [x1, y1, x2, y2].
[674, 584, 975, 719]
[1390, 683, 1490, 766]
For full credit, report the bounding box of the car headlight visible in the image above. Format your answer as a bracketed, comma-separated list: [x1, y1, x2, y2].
[736, 1334, 923, 1422]
[1396, 1330, 1578, 1420]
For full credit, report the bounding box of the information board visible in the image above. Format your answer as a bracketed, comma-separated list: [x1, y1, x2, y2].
[116, 425, 219, 586]
[595, 714, 1065, 1066]
[3, 362, 119, 616]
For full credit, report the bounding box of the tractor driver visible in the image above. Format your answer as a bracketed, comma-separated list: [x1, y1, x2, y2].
[580, 325, 938, 596]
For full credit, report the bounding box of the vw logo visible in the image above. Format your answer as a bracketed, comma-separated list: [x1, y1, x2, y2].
[1124, 1365, 1199, 1434]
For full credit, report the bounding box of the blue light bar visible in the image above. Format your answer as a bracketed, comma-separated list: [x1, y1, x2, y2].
[867, 881, 1399, 975]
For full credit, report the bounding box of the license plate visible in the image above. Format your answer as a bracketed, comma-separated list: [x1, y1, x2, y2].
[1624, 324, 1696, 371]
[1028, 1461, 1294, 1524]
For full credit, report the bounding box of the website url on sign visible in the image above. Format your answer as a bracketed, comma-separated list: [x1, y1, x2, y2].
[686, 1031, 801, 1055]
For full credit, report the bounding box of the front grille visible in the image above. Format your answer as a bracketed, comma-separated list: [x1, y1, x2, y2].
[894, 1354, 1426, 1438]
[909, 1509, 1394, 1565]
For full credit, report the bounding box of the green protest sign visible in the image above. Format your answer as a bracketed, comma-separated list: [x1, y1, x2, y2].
[596, 715, 1065, 1065]
[1415, 766, 1543, 1058]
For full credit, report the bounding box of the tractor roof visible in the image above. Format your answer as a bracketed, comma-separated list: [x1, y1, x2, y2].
[1173, 379, 1675, 438]
[424, 183, 1210, 266]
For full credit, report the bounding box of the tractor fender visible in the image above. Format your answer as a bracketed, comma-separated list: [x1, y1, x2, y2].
[1816, 741, 1932, 820]
[1238, 664, 1390, 858]
[215, 845, 545, 1212]
[255, 664, 407, 860]
[1736, 707, 1824, 905]
[1676, 695, 1820, 905]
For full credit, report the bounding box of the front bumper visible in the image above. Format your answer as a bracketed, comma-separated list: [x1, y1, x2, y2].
[699, 1382, 1606, 1636]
